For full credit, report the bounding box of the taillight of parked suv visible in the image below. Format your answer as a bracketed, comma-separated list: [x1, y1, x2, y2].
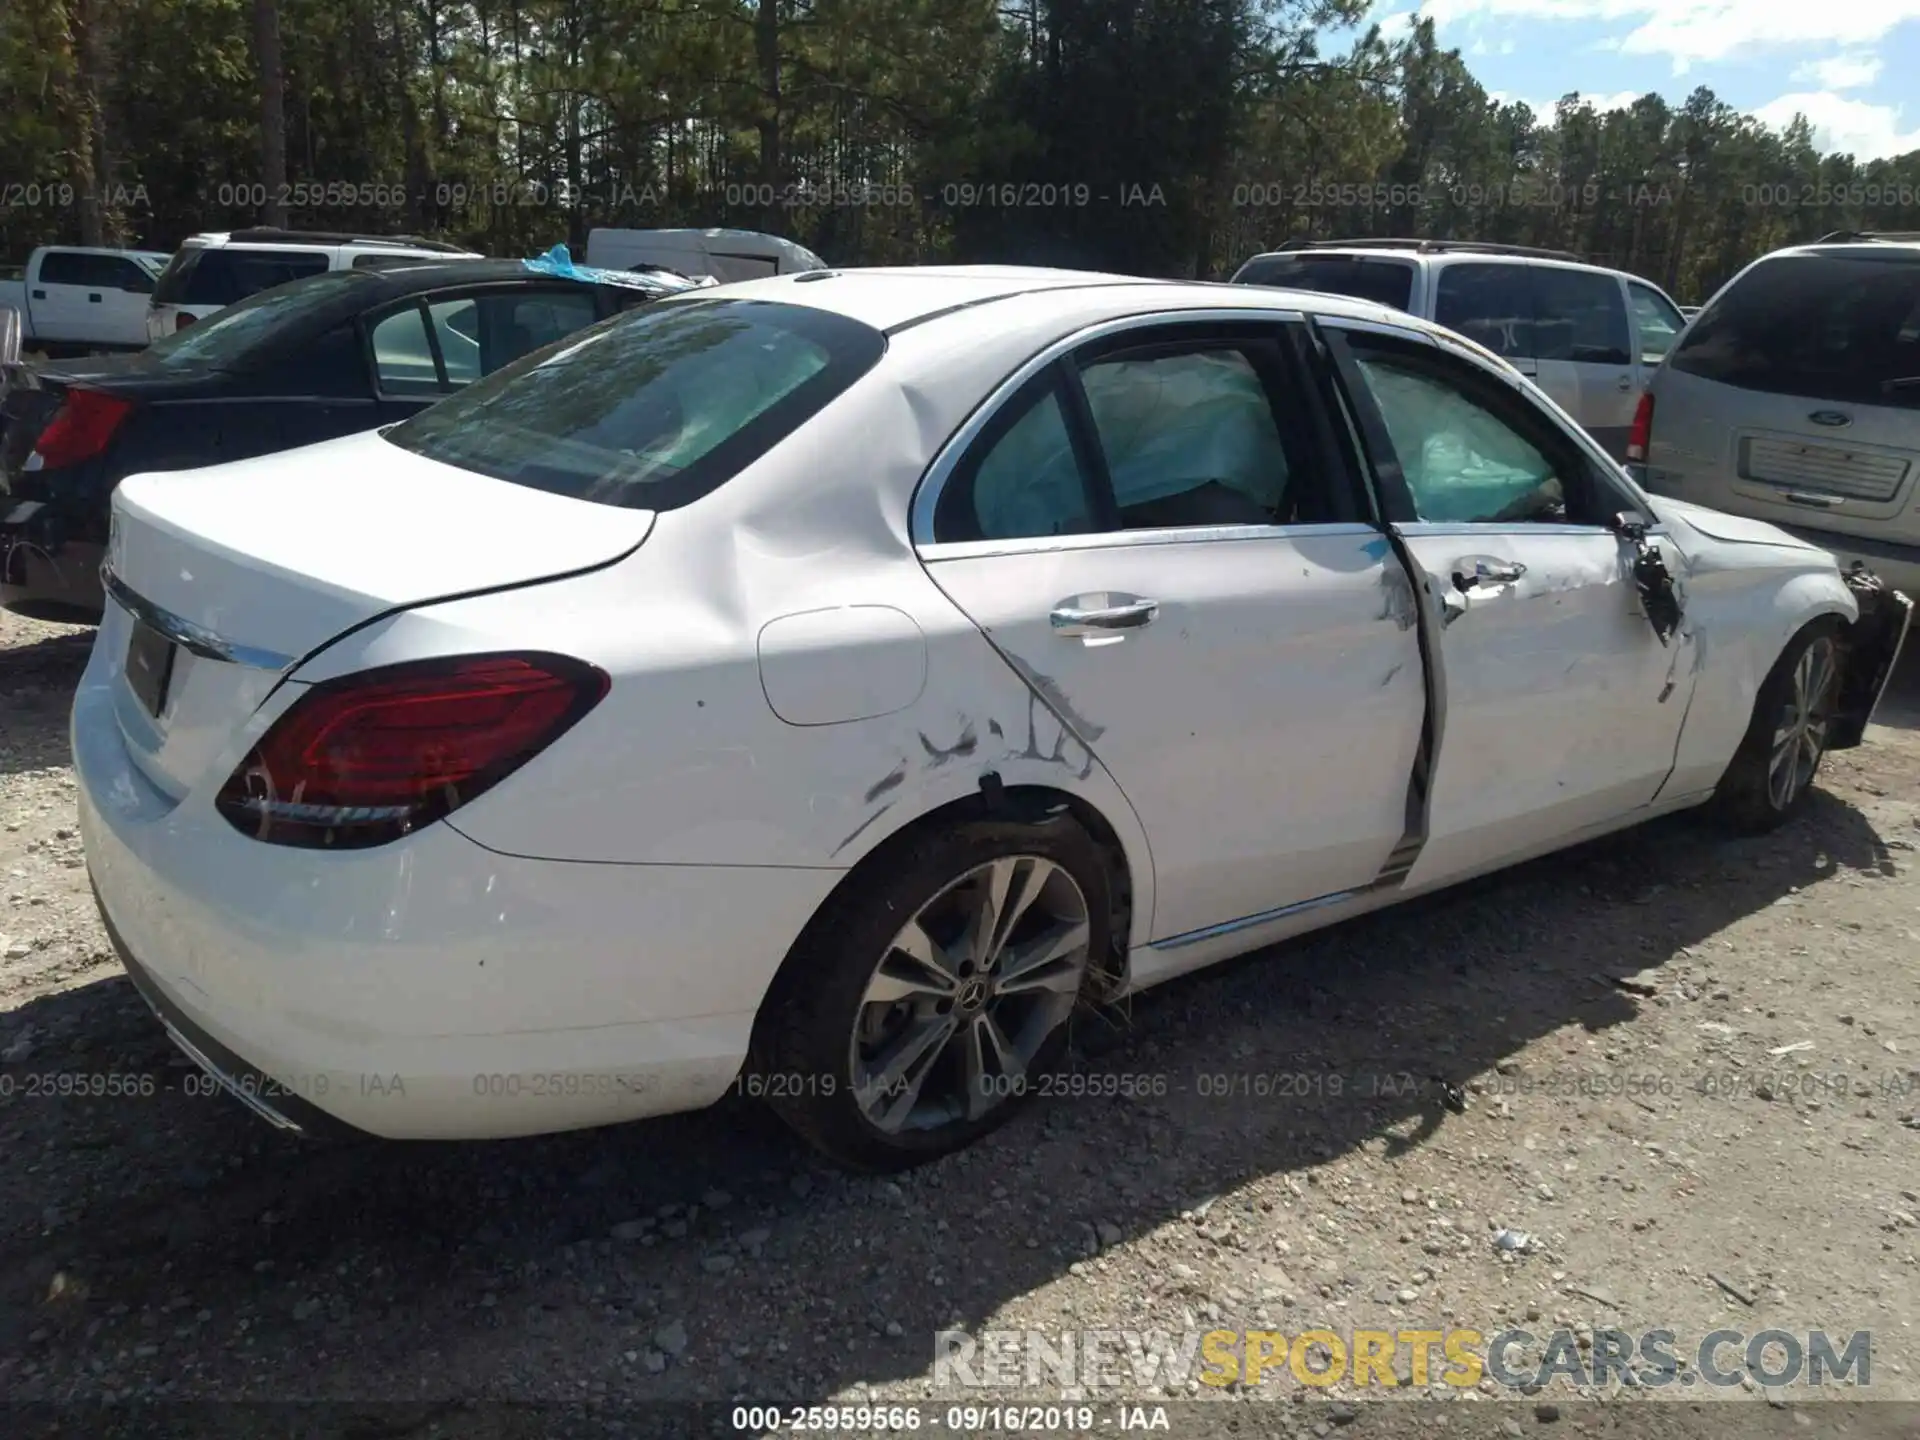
[1626, 391, 1654, 465]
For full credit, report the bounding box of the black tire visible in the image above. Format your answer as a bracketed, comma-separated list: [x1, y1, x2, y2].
[1710, 617, 1844, 834]
[750, 811, 1112, 1172]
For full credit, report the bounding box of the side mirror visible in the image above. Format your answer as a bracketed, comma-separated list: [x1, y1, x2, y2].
[1607, 510, 1647, 543]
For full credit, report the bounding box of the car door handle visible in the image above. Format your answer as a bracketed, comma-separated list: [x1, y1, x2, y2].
[1616, 375, 1634, 391]
[1451, 557, 1526, 591]
[1050, 598, 1159, 636]
[31, 289, 45, 299]
[88, 293, 103, 303]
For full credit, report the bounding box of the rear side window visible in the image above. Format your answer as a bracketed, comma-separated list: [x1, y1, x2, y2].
[1233, 254, 1414, 310]
[1530, 266, 1630, 366]
[153, 247, 330, 307]
[1629, 281, 1686, 363]
[372, 287, 604, 395]
[36, 251, 89, 285]
[40, 252, 152, 291]
[384, 298, 886, 510]
[1082, 349, 1291, 526]
[1433, 263, 1536, 360]
[370, 305, 443, 397]
[1668, 252, 1920, 409]
[950, 379, 1095, 542]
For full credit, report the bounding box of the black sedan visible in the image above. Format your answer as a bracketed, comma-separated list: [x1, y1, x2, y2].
[0, 258, 695, 621]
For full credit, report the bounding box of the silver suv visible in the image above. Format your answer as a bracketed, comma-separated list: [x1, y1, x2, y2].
[1232, 239, 1689, 460]
[1636, 231, 1920, 597]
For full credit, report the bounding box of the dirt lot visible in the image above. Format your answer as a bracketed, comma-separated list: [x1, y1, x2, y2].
[2, 605, 1918, 1438]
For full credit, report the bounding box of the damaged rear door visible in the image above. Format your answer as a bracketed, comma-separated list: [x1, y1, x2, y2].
[916, 316, 1426, 944]
[1316, 318, 1696, 888]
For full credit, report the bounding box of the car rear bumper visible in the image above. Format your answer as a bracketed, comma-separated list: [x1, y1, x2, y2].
[0, 515, 105, 621]
[73, 649, 831, 1141]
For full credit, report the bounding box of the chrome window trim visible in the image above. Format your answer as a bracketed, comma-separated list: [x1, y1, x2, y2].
[102, 565, 296, 672]
[920, 520, 1384, 563]
[1394, 521, 1670, 540]
[908, 306, 1316, 548]
[1315, 315, 1441, 346]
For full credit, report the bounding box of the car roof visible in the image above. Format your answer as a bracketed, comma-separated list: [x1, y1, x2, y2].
[357, 258, 689, 293]
[181, 230, 478, 255]
[669, 264, 1440, 336]
[1238, 244, 1627, 279]
[175, 261, 678, 341]
[1773, 239, 1920, 261]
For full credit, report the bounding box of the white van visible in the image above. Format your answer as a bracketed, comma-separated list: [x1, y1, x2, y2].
[582, 228, 826, 283]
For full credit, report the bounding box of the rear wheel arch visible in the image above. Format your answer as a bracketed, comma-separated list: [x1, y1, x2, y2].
[745, 783, 1139, 1169]
[767, 783, 1138, 1018]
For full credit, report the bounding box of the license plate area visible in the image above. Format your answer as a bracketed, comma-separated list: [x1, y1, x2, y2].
[125, 617, 177, 717]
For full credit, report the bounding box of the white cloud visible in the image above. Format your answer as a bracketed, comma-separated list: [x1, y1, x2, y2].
[1373, 7, 1419, 39]
[1412, 0, 1920, 72]
[1753, 91, 1920, 160]
[1488, 88, 1644, 115]
[1791, 54, 1884, 90]
[1579, 89, 1646, 111]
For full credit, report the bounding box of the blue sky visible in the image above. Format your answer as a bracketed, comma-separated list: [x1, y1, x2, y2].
[1344, 1, 1920, 160]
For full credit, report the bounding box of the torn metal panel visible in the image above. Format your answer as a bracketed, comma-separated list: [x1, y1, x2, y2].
[1828, 565, 1914, 750]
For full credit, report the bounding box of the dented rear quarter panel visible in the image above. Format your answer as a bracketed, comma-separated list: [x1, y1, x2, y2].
[288, 310, 1161, 948]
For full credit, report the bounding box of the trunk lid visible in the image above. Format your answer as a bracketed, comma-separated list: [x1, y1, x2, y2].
[3, 358, 221, 495]
[101, 428, 655, 799]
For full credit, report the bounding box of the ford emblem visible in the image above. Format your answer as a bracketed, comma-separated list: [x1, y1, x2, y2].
[1808, 410, 1851, 427]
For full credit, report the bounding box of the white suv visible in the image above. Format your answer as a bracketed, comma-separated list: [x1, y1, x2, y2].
[1232, 239, 1690, 460]
[146, 228, 483, 339]
[1636, 231, 1920, 598]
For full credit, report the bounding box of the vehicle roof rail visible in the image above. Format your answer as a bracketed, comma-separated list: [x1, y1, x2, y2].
[224, 227, 469, 253]
[1812, 229, 1920, 244]
[1277, 236, 1583, 263]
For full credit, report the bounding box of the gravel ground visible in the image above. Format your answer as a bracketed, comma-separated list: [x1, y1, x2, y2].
[2, 605, 1918, 1438]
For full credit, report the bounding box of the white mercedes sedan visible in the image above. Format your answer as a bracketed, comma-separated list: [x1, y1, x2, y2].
[74, 266, 1912, 1170]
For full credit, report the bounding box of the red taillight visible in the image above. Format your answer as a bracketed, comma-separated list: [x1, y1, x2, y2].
[1626, 391, 1654, 464]
[215, 653, 610, 849]
[174, 311, 195, 331]
[33, 390, 133, 469]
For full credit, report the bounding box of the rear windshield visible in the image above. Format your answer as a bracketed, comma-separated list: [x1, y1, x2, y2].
[1231, 254, 1415, 311]
[138, 271, 368, 368]
[384, 297, 887, 510]
[152, 246, 332, 307]
[1669, 252, 1920, 409]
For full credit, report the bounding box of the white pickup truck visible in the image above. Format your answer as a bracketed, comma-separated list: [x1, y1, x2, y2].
[0, 245, 170, 357]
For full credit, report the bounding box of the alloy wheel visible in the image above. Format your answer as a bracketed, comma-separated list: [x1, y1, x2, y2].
[1767, 635, 1838, 811]
[848, 855, 1092, 1133]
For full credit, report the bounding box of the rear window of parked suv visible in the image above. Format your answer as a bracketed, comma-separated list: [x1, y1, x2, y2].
[152, 247, 331, 307]
[1668, 251, 1920, 409]
[1232, 254, 1415, 311]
